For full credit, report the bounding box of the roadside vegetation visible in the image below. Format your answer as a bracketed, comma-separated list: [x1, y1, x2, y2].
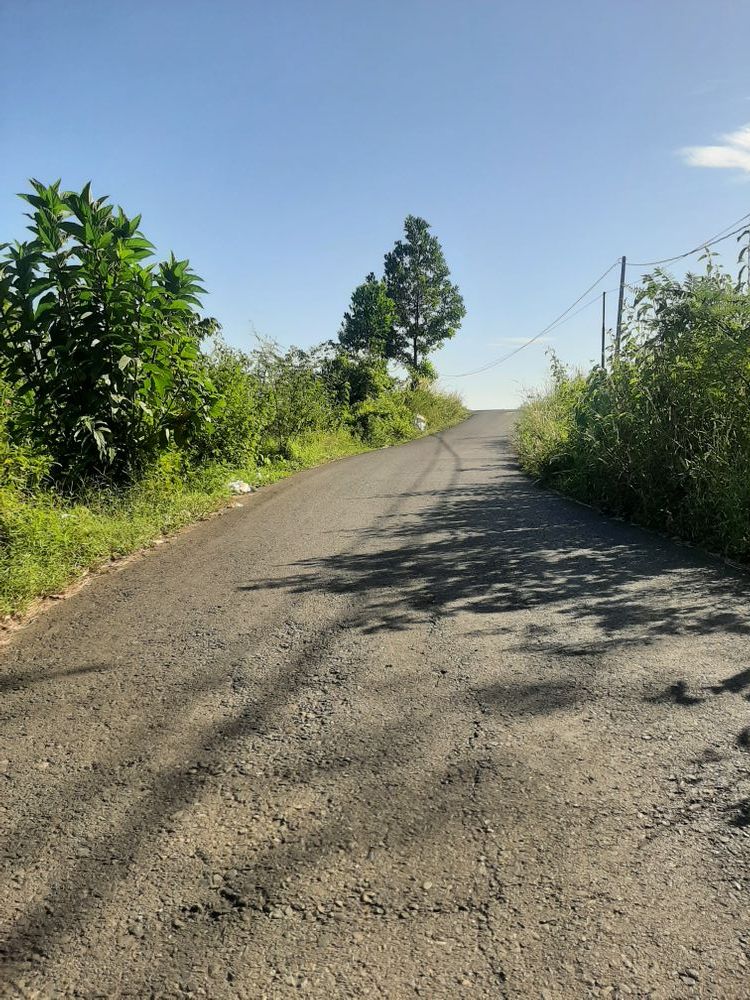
[516, 240, 750, 560]
[0, 182, 467, 617]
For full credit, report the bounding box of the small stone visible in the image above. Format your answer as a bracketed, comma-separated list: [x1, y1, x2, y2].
[228, 480, 254, 495]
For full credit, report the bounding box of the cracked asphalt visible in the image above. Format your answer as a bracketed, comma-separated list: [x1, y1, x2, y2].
[1, 410, 749, 998]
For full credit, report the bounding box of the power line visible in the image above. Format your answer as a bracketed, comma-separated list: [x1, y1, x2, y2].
[627, 211, 750, 268]
[548, 285, 620, 329]
[442, 260, 620, 378]
[440, 207, 750, 381]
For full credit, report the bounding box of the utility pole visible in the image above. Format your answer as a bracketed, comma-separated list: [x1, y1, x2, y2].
[614, 255, 626, 361]
[600, 290, 606, 368]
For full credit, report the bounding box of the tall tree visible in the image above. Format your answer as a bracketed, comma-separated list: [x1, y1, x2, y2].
[383, 215, 465, 381]
[338, 272, 396, 358]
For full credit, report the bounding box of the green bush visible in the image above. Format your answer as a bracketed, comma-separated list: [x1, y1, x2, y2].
[249, 339, 336, 457]
[349, 393, 415, 447]
[191, 338, 263, 467]
[0, 379, 51, 492]
[0, 180, 216, 483]
[321, 350, 395, 411]
[514, 355, 587, 481]
[516, 262, 750, 559]
[0, 456, 230, 617]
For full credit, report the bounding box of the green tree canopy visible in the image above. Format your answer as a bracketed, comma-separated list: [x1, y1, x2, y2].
[338, 272, 396, 358]
[383, 215, 465, 380]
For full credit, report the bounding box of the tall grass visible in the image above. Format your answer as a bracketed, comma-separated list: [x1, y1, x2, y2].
[516, 263, 750, 560]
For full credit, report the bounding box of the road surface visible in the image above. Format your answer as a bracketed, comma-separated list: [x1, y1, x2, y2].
[1, 410, 749, 998]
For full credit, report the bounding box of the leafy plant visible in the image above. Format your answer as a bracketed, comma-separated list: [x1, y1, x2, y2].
[321, 348, 395, 410]
[349, 393, 414, 447]
[0, 180, 216, 483]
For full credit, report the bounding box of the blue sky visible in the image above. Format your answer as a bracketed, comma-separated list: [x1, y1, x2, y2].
[2, 0, 750, 408]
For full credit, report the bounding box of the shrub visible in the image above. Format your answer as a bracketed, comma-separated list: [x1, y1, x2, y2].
[516, 263, 750, 559]
[0, 180, 216, 483]
[349, 393, 415, 447]
[249, 339, 335, 457]
[191, 338, 264, 467]
[0, 378, 50, 492]
[321, 349, 395, 411]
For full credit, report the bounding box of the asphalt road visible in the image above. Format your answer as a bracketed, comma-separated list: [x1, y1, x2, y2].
[1, 410, 749, 999]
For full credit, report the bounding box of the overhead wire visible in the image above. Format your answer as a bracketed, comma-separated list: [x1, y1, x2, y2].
[627, 211, 750, 268]
[441, 208, 750, 380]
[442, 259, 620, 378]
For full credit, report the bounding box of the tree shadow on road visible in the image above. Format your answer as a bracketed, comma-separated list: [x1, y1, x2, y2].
[645, 666, 750, 832]
[239, 438, 750, 646]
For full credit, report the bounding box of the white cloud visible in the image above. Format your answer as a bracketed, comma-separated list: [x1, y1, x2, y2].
[681, 124, 750, 173]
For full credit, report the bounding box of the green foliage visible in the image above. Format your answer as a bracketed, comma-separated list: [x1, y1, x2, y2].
[0, 377, 51, 491]
[0, 455, 230, 618]
[349, 393, 415, 447]
[284, 427, 364, 467]
[338, 273, 396, 358]
[514, 353, 587, 481]
[383, 215, 466, 380]
[516, 265, 750, 559]
[348, 384, 468, 447]
[0, 180, 215, 482]
[248, 338, 336, 457]
[404, 384, 468, 431]
[321, 349, 395, 410]
[191, 337, 263, 466]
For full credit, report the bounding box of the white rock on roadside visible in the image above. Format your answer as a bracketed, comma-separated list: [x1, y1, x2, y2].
[413, 414, 427, 432]
[228, 480, 255, 495]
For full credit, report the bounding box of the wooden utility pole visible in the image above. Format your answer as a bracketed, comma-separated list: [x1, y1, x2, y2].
[600, 290, 606, 368]
[614, 255, 626, 361]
